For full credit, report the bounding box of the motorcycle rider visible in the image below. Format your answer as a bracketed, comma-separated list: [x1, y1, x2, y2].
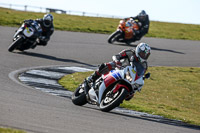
[126, 10, 150, 42]
[85, 42, 151, 100]
[24, 14, 54, 47]
[36, 14, 54, 46]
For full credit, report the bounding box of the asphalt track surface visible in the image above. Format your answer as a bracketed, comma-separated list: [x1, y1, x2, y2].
[0, 26, 200, 133]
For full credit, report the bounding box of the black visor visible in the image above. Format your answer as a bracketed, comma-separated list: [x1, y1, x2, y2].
[44, 20, 51, 26]
[138, 50, 150, 60]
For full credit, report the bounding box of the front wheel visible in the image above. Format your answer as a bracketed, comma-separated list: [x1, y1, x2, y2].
[99, 88, 128, 112]
[8, 36, 24, 52]
[71, 84, 87, 106]
[108, 30, 122, 44]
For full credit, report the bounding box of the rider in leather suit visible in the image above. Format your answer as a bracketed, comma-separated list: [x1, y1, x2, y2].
[35, 14, 54, 46]
[86, 42, 151, 100]
[126, 10, 150, 42]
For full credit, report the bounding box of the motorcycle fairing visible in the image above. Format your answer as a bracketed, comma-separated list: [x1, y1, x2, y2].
[124, 66, 144, 90]
[98, 81, 106, 104]
[98, 69, 124, 104]
[94, 66, 144, 105]
[124, 28, 134, 39]
[13, 27, 23, 39]
[113, 83, 130, 94]
[103, 70, 123, 88]
[88, 88, 98, 103]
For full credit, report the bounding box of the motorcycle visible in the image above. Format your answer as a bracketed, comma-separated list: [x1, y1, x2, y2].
[71, 65, 150, 112]
[108, 18, 140, 44]
[8, 20, 42, 52]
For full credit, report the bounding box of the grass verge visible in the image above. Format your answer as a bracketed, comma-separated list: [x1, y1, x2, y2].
[0, 127, 26, 133]
[58, 66, 200, 126]
[0, 7, 200, 40]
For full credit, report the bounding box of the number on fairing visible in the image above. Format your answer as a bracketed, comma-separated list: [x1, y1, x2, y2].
[23, 27, 34, 37]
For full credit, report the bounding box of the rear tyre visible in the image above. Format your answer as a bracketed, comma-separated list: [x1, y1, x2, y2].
[8, 37, 24, 52]
[108, 30, 122, 44]
[71, 84, 87, 106]
[99, 88, 128, 112]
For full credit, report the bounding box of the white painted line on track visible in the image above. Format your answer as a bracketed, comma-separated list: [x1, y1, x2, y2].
[35, 87, 73, 97]
[19, 76, 60, 86]
[57, 66, 93, 72]
[26, 70, 65, 78]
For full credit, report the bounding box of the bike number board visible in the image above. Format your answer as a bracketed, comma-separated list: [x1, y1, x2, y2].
[23, 27, 34, 37]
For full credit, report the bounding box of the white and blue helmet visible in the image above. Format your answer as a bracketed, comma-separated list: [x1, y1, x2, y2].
[43, 14, 53, 27]
[135, 42, 151, 63]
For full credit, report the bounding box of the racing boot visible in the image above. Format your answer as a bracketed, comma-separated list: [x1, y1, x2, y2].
[84, 79, 90, 95]
[86, 71, 101, 84]
[84, 71, 100, 95]
[83, 79, 91, 102]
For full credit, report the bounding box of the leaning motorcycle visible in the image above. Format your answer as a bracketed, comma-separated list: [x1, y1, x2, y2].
[71, 65, 150, 112]
[108, 18, 140, 44]
[8, 20, 42, 52]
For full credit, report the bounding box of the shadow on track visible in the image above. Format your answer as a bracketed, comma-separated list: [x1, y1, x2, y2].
[16, 51, 95, 67]
[78, 105, 200, 131]
[110, 43, 185, 54]
[110, 111, 200, 131]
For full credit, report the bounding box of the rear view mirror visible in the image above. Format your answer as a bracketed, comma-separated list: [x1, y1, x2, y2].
[144, 72, 150, 79]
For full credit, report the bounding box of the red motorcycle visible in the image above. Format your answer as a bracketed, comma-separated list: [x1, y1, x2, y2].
[108, 18, 140, 44]
[71, 65, 150, 112]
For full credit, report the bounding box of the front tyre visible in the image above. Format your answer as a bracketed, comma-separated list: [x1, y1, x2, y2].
[71, 84, 87, 106]
[108, 30, 122, 44]
[8, 37, 24, 52]
[99, 88, 128, 112]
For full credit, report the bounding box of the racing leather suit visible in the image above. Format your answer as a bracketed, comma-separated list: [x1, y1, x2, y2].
[129, 15, 150, 41]
[35, 19, 54, 46]
[88, 49, 148, 83]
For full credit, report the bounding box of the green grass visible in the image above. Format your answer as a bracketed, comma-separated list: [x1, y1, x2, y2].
[0, 7, 200, 40]
[58, 66, 200, 126]
[0, 127, 26, 133]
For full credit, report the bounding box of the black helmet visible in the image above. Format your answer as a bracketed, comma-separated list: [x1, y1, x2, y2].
[43, 14, 53, 27]
[138, 10, 147, 21]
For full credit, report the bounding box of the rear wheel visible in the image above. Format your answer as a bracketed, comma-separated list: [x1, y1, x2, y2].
[71, 84, 87, 106]
[99, 88, 128, 112]
[8, 37, 24, 52]
[108, 30, 122, 44]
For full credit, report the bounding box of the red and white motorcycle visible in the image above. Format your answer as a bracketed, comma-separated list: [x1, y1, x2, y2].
[72, 65, 150, 112]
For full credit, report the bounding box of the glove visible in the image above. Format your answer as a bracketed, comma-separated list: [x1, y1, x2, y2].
[23, 19, 33, 24]
[39, 36, 46, 41]
[143, 72, 151, 80]
[39, 36, 49, 42]
[115, 60, 122, 69]
[133, 30, 140, 35]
